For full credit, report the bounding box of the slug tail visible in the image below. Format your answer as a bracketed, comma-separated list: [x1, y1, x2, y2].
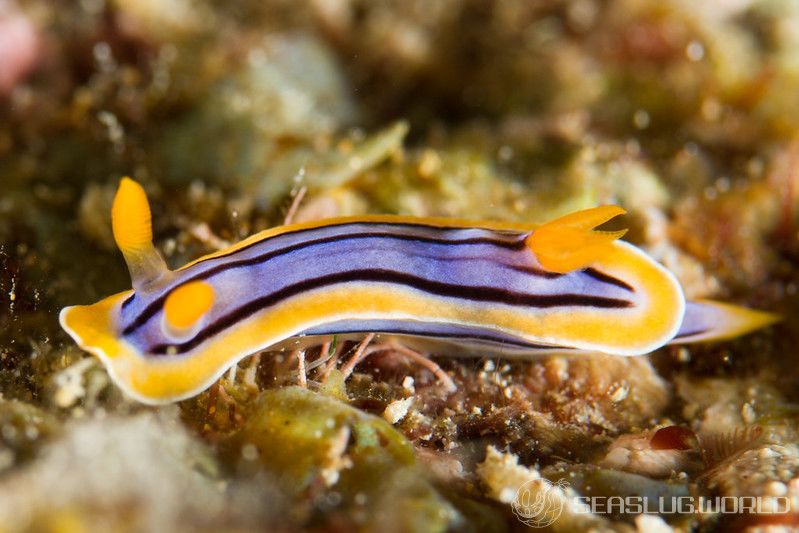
[672, 300, 780, 344]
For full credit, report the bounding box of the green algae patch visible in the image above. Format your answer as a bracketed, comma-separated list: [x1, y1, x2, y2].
[316, 368, 348, 402]
[224, 386, 458, 531]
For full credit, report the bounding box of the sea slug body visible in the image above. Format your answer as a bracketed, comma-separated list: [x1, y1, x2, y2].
[60, 178, 778, 403]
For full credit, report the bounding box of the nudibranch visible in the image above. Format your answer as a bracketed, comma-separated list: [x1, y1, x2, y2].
[60, 178, 778, 404]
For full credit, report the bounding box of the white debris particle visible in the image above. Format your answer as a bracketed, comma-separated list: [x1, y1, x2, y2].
[476, 446, 544, 505]
[348, 156, 363, 171]
[97, 110, 125, 153]
[319, 426, 352, 487]
[765, 480, 788, 497]
[741, 402, 757, 424]
[635, 513, 674, 533]
[51, 358, 95, 408]
[477, 446, 610, 531]
[633, 109, 650, 129]
[686, 40, 705, 62]
[608, 383, 629, 403]
[241, 444, 259, 462]
[383, 397, 413, 425]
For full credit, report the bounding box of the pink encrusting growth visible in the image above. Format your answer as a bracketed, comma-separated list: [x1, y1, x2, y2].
[0, 6, 39, 96]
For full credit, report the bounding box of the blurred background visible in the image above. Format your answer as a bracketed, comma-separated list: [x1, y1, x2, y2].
[1, 1, 798, 531]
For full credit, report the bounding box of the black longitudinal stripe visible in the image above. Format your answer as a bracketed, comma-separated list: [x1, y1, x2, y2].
[506, 265, 635, 292]
[148, 269, 633, 355]
[300, 325, 559, 350]
[122, 230, 530, 333]
[584, 268, 635, 292]
[504, 264, 562, 279]
[121, 221, 526, 312]
[672, 328, 707, 340]
[189, 220, 524, 266]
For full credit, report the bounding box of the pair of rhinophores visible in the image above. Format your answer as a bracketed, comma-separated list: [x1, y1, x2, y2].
[60, 178, 778, 404]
